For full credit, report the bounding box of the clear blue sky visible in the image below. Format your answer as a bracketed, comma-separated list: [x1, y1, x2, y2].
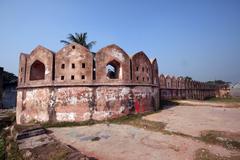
[0, 0, 239, 83]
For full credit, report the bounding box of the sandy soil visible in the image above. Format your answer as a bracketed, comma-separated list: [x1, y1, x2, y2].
[143, 105, 240, 137]
[50, 124, 239, 160]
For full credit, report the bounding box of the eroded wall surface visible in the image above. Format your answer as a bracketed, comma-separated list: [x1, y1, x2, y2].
[17, 86, 157, 124]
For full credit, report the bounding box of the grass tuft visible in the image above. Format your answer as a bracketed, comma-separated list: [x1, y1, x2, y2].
[199, 130, 240, 150]
[42, 119, 98, 128]
[194, 148, 240, 160]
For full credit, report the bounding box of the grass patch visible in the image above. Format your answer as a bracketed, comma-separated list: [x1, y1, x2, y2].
[109, 113, 166, 132]
[199, 130, 240, 150]
[205, 97, 240, 103]
[29, 142, 69, 160]
[41, 112, 166, 133]
[0, 110, 18, 160]
[194, 148, 240, 160]
[160, 100, 180, 107]
[42, 119, 98, 128]
[5, 137, 23, 160]
[0, 137, 5, 160]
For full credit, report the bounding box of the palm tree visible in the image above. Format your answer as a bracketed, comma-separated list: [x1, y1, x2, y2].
[60, 32, 96, 50]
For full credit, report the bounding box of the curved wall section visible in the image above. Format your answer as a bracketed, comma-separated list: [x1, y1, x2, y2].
[17, 43, 159, 124]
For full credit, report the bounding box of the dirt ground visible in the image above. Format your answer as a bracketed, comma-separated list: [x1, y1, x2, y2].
[50, 124, 240, 160]
[176, 100, 240, 108]
[144, 105, 240, 137]
[49, 104, 240, 160]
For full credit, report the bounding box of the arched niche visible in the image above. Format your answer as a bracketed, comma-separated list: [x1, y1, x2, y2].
[30, 60, 45, 81]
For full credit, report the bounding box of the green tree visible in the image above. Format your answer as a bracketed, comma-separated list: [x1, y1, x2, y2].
[206, 80, 231, 86]
[185, 76, 192, 81]
[60, 32, 96, 50]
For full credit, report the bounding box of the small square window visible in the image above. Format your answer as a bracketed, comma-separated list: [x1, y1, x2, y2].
[71, 75, 74, 80]
[136, 76, 139, 81]
[82, 63, 85, 68]
[61, 64, 65, 69]
[72, 63, 75, 69]
[72, 45, 75, 49]
[136, 67, 139, 71]
[61, 76, 64, 80]
[81, 75, 85, 79]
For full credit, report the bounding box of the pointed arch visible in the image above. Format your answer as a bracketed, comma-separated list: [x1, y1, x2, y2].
[95, 44, 131, 82]
[30, 60, 45, 81]
[159, 74, 166, 88]
[106, 59, 120, 79]
[131, 51, 152, 84]
[152, 59, 159, 85]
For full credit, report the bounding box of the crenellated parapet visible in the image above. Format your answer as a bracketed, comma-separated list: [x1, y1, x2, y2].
[18, 43, 159, 88]
[159, 74, 217, 100]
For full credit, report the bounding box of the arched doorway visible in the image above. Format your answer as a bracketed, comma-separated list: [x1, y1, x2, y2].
[106, 60, 120, 79]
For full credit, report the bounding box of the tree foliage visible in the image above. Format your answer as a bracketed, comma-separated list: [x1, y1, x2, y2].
[185, 76, 192, 81]
[3, 71, 17, 85]
[60, 32, 96, 50]
[206, 80, 231, 86]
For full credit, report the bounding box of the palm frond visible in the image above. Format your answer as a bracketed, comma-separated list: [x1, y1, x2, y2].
[61, 32, 96, 50]
[87, 41, 96, 50]
[67, 34, 78, 43]
[60, 40, 70, 45]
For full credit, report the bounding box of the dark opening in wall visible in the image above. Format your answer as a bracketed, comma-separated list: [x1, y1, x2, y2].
[143, 77, 145, 81]
[30, 60, 45, 81]
[82, 63, 85, 68]
[136, 76, 139, 81]
[61, 64, 65, 69]
[72, 45, 75, 49]
[20, 67, 23, 72]
[130, 60, 132, 80]
[72, 63, 75, 69]
[136, 66, 139, 71]
[147, 77, 150, 81]
[93, 58, 96, 80]
[106, 60, 120, 79]
[81, 75, 85, 80]
[71, 75, 74, 80]
[61, 76, 64, 80]
[142, 67, 144, 72]
[52, 53, 55, 81]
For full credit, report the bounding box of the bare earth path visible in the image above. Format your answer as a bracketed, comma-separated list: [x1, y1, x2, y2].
[50, 124, 239, 160]
[143, 105, 240, 137]
[176, 100, 240, 108]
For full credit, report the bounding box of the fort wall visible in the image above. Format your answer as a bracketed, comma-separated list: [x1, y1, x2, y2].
[17, 43, 217, 124]
[17, 43, 159, 124]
